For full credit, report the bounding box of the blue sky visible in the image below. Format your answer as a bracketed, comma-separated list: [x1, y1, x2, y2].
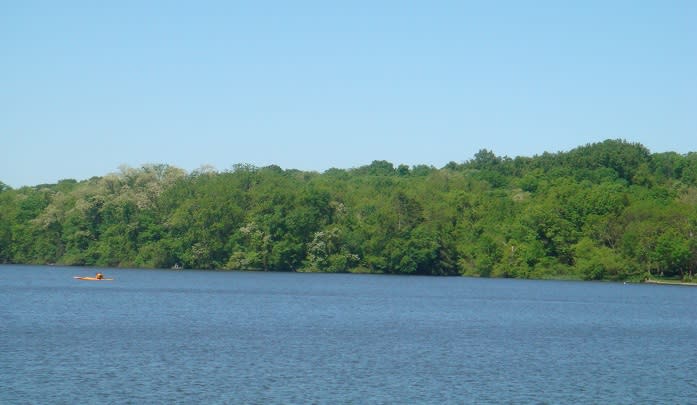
[2, 1, 695, 188]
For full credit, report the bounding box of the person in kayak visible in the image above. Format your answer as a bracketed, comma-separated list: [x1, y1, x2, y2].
[96, 272, 104, 280]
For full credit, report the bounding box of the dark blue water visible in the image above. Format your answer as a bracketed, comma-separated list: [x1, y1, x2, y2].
[2, 265, 696, 404]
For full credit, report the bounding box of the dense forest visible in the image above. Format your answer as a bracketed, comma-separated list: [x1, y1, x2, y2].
[2, 139, 697, 281]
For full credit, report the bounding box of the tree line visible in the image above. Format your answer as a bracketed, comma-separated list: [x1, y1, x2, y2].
[2, 139, 697, 281]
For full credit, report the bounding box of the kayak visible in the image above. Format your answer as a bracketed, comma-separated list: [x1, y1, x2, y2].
[73, 276, 113, 281]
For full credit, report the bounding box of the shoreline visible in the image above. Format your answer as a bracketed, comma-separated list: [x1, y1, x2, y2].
[644, 279, 697, 287]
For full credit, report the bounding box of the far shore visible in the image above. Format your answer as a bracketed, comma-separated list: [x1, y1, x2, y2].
[644, 279, 697, 287]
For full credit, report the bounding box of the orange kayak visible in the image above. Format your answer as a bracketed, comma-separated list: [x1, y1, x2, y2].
[74, 276, 113, 281]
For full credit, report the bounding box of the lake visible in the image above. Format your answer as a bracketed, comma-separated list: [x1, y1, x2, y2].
[1, 265, 696, 404]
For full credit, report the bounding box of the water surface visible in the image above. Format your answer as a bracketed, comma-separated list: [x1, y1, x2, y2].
[2, 265, 696, 404]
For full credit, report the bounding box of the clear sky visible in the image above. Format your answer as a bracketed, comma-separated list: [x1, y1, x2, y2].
[2, 1, 695, 188]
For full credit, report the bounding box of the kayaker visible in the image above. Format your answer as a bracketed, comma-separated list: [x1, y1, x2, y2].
[96, 272, 104, 280]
